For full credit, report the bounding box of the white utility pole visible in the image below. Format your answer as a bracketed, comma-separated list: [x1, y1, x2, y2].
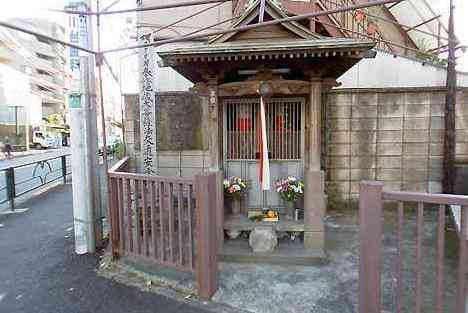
[68, 0, 102, 254]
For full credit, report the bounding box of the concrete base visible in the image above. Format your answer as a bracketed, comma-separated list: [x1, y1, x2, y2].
[219, 238, 328, 266]
[304, 231, 325, 250]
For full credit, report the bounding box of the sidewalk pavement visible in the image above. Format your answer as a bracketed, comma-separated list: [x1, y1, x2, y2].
[0, 183, 211, 313]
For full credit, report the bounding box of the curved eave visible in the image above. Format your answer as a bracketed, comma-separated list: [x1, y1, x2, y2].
[159, 39, 375, 65]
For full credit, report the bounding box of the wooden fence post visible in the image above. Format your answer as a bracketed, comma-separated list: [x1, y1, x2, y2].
[195, 173, 218, 300]
[109, 177, 120, 259]
[359, 181, 384, 313]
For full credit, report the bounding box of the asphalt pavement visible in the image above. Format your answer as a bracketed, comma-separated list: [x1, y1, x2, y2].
[0, 183, 211, 313]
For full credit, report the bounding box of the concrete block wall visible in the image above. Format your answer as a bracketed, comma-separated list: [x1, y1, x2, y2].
[157, 150, 210, 177]
[325, 87, 468, 202]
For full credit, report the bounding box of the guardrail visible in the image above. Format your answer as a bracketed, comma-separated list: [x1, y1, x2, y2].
[0, 154, 72, 211]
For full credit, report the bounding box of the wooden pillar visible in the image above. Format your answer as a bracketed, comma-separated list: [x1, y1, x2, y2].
[309, 78, 322, 171]
[304, 78, 326, 251]
[207, 79, 224, 250]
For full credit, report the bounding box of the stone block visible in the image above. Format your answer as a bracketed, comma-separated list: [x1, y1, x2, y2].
[430, 117, 444, 130]
[327, 157, 350, 169]
[430, 130, 444, 142]
[456, 143, 468, 155]
[330, 131, 350, 144]
[379, 118, 403, 130]
[428, 168, 442, 181]
[456, 91, 468, 105]
[352, 105, 377, 118]
[328, 144, 350, 156]
[351, 118, 377, 130]
[430, 143, 443, 156]
[404, 118, 429, 130]
[329, 169, 350, 181]
[181, 155, 204, 168]
[328, 105, 351, 118]
[377, 156, 401, 169]
[456, 130, 468, 143]
[378, 103, 404, 118]
[158, 167, 180, 176]
[456, 117, 468, 130]
[402, 182, 427, 192]
[326, 181, 350, 194]
[383, 181, 402, 191]
[327, 92, 352, 105]
[378, 130, 402, 143]
[350, 182, 360, 193]
[429, 92, 445, 104]
[406, 92, 430, 104]
[351, 157, 376, 169]
[429, 156, 443, 169]
[430, 104, 444, 117]
[403, 169, 427, 182]
[403, 157, 427, 169]
[378, 93, 404, 106]
[353, 93, 378, 106]
[329, 118, 350, 131]
[405, 104, 430, 117]
[428, 181, 442, 193]
[158, 152, 180, 167]
[404, 130, 429, 143]
[376, 169, 401, 181]
[181, 167, 204, 177]
[249, 227, 278, 253]
[351, 131, 376, 143]
[350, 169, 375, 180]
[403, 143, 429, 156]
[351, 143, 376, 156]
[377, 143, 402, 155]
[456, 103, 468, 117]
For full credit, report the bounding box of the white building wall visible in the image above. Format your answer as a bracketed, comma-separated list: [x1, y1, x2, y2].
[338, 50, 468, 88]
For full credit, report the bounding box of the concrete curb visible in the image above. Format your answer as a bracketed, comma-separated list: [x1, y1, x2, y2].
[97, 255, 253, 313]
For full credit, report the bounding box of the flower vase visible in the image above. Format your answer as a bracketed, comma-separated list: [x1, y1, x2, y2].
[232, 197, 241, 216]
[285, 201, 295, 219]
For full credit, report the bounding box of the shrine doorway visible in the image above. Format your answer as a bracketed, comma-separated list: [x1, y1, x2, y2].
[223, 97, 305, 209]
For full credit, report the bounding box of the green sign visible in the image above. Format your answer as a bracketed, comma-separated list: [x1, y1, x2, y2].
[69, 95, 81, 109]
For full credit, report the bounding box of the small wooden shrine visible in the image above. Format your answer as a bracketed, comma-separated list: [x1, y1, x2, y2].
[158, 0, 375, 262]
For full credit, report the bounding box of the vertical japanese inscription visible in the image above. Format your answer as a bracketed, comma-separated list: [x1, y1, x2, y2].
[139, 34, 157, 174]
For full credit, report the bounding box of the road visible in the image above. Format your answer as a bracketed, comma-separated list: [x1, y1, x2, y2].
[0, 183, 211, 313]
[0, 148, 71, 206]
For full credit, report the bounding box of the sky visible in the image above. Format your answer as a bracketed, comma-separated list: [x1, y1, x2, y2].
[0, 0, 467, 71]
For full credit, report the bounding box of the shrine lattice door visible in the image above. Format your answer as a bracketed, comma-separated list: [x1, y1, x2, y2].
[223, 97, 305, 209]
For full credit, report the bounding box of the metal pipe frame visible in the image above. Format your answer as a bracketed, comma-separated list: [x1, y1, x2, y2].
[52, 0, 231, 16]
[101, 0, 402, 54]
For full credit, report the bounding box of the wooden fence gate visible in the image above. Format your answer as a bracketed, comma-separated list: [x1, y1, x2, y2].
[108, 157, 218, 299]
[359, 181, 468, 313]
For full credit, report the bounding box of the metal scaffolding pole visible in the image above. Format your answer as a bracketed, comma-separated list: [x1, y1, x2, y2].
[101, 0, 401, 54]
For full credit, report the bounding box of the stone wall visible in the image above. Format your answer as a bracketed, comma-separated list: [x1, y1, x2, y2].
[325, 87, 468, 203]
[123, 94, 141, 172]
[124, 92, 209, 176]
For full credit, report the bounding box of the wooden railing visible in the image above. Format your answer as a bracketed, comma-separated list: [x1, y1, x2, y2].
[108, 157, 218, 299]
[359, 181, 468, 313]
